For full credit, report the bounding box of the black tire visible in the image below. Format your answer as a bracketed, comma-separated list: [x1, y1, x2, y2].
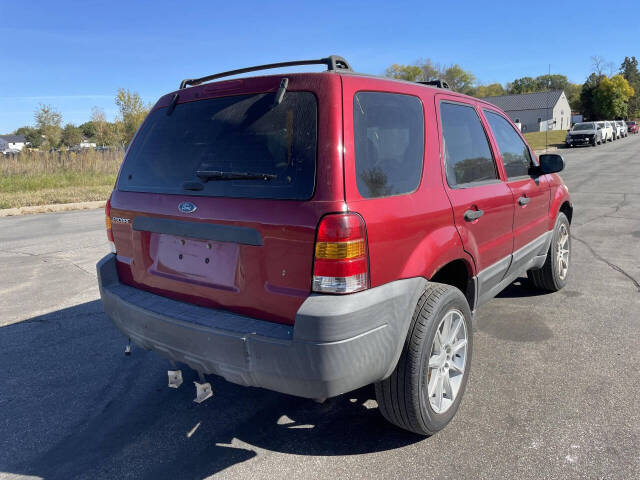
[375, 283, 472, 436]
[527, 212, 571, 291]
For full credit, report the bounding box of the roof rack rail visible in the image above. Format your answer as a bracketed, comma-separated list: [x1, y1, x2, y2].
[179, 55, 352, 89]
[417, 79, 450, 90]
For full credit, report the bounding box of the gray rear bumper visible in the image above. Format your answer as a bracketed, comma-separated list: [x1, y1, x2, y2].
[97, 254, 425, 399]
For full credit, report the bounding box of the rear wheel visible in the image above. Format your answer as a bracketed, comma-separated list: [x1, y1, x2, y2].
[528, 212, 570, 291]
[375, 283, 472, 435]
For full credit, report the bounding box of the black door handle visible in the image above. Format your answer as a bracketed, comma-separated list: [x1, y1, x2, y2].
[464, 209, 484, 221]
[518, 196, 530, 206]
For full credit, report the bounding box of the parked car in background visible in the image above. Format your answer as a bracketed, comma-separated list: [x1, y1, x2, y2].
[627, 121, 639, 134]
[610, 120, 622, 140]
[565, 122, 601, 147]
[97, 55, 573, 436]
[616, 120, 628, 137]
[597, 121, 614, 142]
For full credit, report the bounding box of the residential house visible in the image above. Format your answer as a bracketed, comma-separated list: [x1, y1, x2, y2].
[0, 134, 27, 152]
[481, 90, 571, 133]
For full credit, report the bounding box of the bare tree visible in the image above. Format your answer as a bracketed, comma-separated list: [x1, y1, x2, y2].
[591, 56, 609, 76]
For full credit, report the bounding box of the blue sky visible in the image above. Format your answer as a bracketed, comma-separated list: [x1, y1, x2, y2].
[1, 0, 635, 133]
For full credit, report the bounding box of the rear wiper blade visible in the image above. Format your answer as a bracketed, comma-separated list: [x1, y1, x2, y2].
[196, 170, 277, 181]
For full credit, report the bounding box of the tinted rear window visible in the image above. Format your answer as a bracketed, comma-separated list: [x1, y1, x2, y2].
[118, 92, 317, 200]
[353, 92, 424, 198]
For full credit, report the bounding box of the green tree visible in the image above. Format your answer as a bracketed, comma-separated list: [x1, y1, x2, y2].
[14, 126, 43, 148]
[507, 76, 537, 94]
[90, 106, 115, 146]
[61, 123, 84, 147]
[533, 74, 571, 92]
[565, 83, 582, 112]
[580, 73, 603, 120]
[384, 58, 476, 93]
[594, 75, 635, 119]
[442, 64, 475, 95]
[34, 104, 62, 149]
[385, 58, 442, 83]
[620, 56, 640, 117]
[472, 83, 506, 98]
[384, 63, 423, 82]
[79, 121, 97, 140]
[115, 88, 150, 147]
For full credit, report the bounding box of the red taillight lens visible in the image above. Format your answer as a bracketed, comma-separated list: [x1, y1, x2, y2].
[312, 213, 369, 294]
[105, 194, 116, 253]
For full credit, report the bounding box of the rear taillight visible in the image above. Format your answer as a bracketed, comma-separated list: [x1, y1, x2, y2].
[105, 195, 116, 253]
[312, 213, 369, 294]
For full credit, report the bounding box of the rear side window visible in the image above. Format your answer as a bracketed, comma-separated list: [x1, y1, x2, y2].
[353, 92, 424, 198]
[118, 92, 317, 200]
[439, 102, 497, 187]
[484, 110, 533, 179]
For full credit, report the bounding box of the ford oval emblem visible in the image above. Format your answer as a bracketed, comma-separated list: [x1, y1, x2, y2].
[178, 201, 197, 214]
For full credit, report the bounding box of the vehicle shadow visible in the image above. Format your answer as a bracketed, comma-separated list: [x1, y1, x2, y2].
[0, 301, 422, 480]
[495, 277, 551, 299]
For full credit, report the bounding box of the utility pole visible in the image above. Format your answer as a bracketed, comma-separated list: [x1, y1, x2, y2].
[545, 64, 550, 152]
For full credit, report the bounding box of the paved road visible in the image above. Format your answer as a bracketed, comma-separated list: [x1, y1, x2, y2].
[1, 136, 639, 480]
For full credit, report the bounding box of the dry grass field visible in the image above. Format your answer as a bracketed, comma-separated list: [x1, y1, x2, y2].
[0, 149, 122, 209]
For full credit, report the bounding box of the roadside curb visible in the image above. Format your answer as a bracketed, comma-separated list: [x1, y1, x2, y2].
[0, 200, 106, 217]
[534, 146, 559, 155]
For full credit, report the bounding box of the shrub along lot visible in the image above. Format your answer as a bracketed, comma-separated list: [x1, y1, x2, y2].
[0, 149, 122, 209]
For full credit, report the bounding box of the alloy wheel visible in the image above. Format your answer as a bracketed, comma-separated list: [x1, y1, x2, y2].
[426, 309, 468, 414]
[556, 224, 570, 280]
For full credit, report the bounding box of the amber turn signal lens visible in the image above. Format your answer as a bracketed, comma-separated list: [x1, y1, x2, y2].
[315, 239, 365, 259]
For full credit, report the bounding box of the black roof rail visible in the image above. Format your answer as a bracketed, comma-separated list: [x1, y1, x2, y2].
[179, 55, 352, 89]
[417, 79, 450, 90]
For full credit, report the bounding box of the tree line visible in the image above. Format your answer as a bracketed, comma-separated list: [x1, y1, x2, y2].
[9, 56, 639, 148]
[385, 56, 639, 120]
[13, 88, 151, 150]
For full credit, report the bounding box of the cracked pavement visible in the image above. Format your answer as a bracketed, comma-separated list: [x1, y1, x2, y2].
[0, 135, 639, 479]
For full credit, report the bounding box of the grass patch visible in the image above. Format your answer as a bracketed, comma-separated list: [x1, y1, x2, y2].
[0, 149, 122, 209]
[0, 185, 115, 209]
[523, 130, 569, 150]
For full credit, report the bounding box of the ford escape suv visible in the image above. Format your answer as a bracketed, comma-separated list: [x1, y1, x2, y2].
[98, 55, 573, 435]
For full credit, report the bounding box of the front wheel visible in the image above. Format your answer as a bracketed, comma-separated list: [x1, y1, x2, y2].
[528, 212, 571, 291]
[375, 283, 472, 435]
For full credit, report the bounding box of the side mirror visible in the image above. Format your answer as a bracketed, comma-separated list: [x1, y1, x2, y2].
[538, 154, 565, 174]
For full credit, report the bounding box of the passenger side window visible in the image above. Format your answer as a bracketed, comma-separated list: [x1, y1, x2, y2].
[484, 110, 533, 178]
[439, 102, 498, 187]
[353, 92, 424, 198]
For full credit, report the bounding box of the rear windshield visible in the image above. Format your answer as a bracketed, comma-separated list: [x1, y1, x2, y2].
[118, 92, 317, 200]
[627, 122, 636, 126]
[573, 123, 594, 131]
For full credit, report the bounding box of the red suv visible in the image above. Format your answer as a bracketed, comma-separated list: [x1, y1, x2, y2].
[98, 56, 572, 435]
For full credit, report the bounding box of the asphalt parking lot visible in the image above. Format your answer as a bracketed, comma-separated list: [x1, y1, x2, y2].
[1, 135, 639, 480]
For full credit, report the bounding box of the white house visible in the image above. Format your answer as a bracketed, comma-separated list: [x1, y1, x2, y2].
[481, 90, 572, 133]
[0, 134, 27, 152]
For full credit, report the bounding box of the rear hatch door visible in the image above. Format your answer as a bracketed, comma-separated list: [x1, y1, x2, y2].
[110, 74, 344, 325]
